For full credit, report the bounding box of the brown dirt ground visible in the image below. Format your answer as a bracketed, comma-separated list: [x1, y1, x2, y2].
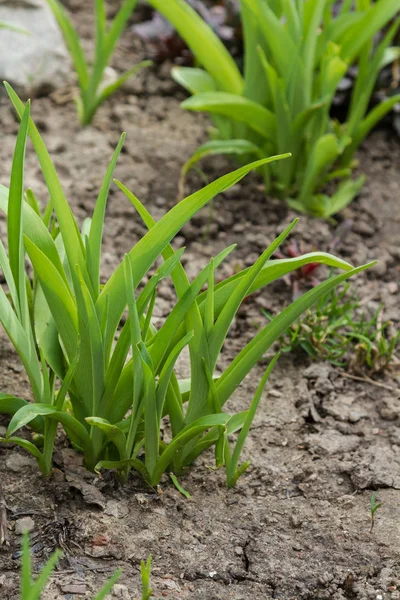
[1, 2, 400, 599]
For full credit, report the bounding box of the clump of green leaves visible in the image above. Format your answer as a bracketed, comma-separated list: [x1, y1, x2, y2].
[0, 85, 372, 488]
[17, 534, 151, 599]
[45, 0, 151, 125]
[149, 0, 400, 217]
[264, 283, 399, 374]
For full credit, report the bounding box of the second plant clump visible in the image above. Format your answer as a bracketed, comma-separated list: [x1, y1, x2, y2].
[0, 85, 372, 489]
[150, 0, 400, 217]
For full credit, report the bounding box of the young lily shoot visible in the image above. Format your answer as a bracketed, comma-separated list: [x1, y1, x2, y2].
[45, 0, 151, 125]
[0, 86, 373, 488]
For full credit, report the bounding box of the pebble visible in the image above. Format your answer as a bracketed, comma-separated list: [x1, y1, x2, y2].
[387, 282, 398, 294]
[15, 517, 35, 535]
[61, 584, 86, 594]
[5, 454, 35, 472]
[112, 584, 130, 599]
[353, 221, 375, 237]
[104, 500, 119, 518]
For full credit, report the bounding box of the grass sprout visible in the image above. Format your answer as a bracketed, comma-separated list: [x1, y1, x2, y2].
[45, 0, 151, 125]
[0, 85, 373, 488]
[370, 492, 382, 534]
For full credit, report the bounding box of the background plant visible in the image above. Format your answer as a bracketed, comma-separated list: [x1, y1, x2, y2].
[0, 86, 372, 488]
[45, 0, 151, 125]
[264, 282, 399, 374]
[148, 0, 400, 217]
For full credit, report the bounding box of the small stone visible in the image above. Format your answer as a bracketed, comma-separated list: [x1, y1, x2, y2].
[234, 546, 243, 555]
[104, 500, 119, 518]
[337, 494, 355, 509]
[51, 469, 65, 483]
[292, 542, 302, 551]
[61, 584, 86, 594]
[112, 584, 130, 599]
[0, 425, 6, 436]
[308, 429, 360, 455]
[290, 515, 302, 528]
[135, 493, 148, 506]
[353, 221, 375, 237]
[6, 454, 35, 472]
[15, 517, 35, 535]
[387, 282, 398, 294]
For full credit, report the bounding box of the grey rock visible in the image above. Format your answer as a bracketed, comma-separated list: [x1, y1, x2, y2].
[308, 429, 361, 455]
[5, 453, 35, 472]
[351, 445, 400, 489]
[15, 516, 35, 535]
[112, 584, 130, 599]
[0, 0, 70, 93]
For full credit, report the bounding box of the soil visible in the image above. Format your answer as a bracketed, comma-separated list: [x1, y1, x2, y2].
[1, 2, 400, 599]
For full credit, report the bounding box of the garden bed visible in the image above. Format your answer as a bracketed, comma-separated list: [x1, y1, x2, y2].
[0, 2, 400, 599]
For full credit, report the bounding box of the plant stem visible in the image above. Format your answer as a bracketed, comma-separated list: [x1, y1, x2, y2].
[0, 483, 7, 545]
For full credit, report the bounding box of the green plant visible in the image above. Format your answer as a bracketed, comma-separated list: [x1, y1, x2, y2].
[264, 282, 399, 373]
[370, 492, 382, 533]
[0, 85, 373, 488]
[140, 555, 153, 600]
[149, 0, 400, 217]
[45, 0, 151, 125]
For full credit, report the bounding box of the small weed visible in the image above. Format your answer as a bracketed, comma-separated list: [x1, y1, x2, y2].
[264, 283, 399, 374]
[370, 492, 382, 534]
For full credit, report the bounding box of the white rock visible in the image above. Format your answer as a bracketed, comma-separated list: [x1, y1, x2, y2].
[0, 0, 70, 93]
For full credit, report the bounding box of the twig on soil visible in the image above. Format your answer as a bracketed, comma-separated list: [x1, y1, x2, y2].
[339, 371, 400, 396]
[0, 482, 8, 545]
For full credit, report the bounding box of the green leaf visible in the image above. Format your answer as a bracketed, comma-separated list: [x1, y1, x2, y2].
[93, 570, 122, 600]
[98, 156, 287, 353]
[7, 404, 94, 466]
[0, 394, 43, 432]
[169, 472, 191, 498]
[216, 262, 375, 405]
[172, 67, 217, 94]
[44, 0, 88, 90]
[227, 353, 279, 487]
[7, 101, 30, 319]
[181, 139, 264, 176]
[95, 61, 152, 109]
[87, 133, 126, 295]
[5, 83, 89, 290]
[24, 237, 78, 361]
[0, 436, 43, 464]
[85, 417, 127, 460]
[152, 413, 231, 485]
[147, 0, 243, 93]
[182, 92, 277, 138]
